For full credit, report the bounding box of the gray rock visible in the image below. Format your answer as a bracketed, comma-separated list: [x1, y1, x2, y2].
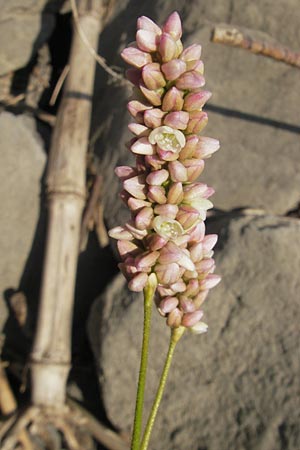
[0, 112, 46, 329]
[188, 24, 300, 214]
[0, 0, 62, 75]
[88, 214, 300, 450]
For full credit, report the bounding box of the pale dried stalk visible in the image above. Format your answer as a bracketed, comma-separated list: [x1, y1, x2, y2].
[30, 0, 103, 407]
[212, 24, 300, 68]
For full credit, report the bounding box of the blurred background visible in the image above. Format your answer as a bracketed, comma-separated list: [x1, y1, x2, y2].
[0, 1, 299, 449]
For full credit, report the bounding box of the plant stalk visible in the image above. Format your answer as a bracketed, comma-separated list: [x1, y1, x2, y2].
[139, 326, 185, 450]
[30, 0, 103, 407]
[131, 275, 157, 450]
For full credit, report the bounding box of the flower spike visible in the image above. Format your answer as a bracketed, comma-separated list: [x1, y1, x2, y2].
[109, 11, 220, 333]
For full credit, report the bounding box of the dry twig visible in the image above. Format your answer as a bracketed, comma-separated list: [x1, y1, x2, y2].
[49, 64, 70, 106]
[70, 0, 128, 85]
[212, 24, 300, 68]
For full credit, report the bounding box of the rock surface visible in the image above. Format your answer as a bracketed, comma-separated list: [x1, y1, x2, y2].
[0, 0, 63, 75]
[88, 215, 300, 450]
[0, 112, 46, 329]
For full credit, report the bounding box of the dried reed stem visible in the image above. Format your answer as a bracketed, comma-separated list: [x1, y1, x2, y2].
[30, 0, 103, 407]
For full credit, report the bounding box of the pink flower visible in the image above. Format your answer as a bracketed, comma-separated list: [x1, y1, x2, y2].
[162, 87, 184, 111]
[162, 12, 182, 40]
[176, 71, 205, 90]
[109, 12, 221, 332]
[161, 59, 186, 81]
[121, 46, 152, 68]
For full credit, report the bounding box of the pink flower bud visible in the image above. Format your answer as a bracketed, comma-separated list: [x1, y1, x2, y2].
[168, 160, 188, 182]
[161, 59, 186, 81]
[121, 47, 152, 68]
[183, 91, 212, 111]
[128, 123, 149, 137]
[136, 29, 159, 52]
[156, 148, 180, 162]
[182, 158, 205, 182]
[193, 290, 209, 308]
[158, 241, 184, 264]
[170, 279, 186, 293]
[196, 258, 215, 274]
[185, 279, 200, 296]
[159, 242, 195, 271]
[187, 60, 204, 74]
[131, 137, 155, 155]
[183, 182, 209, 201]
[182, 310, 204, 327]
[167, 182, 184, 204]
[166, 307, 183, 327]
[173, 234, 190, 248]
[155, 262, 181, 285]
[145, 154, 165, 170]
[115, 165, 137, 180]
[180, 44, 202, 62]
[202, 234, 218, 253]
[126, 68, 141, 85]
[123, 175, 147, 199]
[176, 71, 205, 90]
[117, 240, 140, 258]
[194, 137, 220, 159]
[159, 32, 177, 62]
[146, 169, 169, 185]
[176, 205, 200, 229]
[137, 16, 162, 35]
[147, 185, 167, 204]
[135, 206, 154, 229]
[175, 39, 183, 58]
[158, 296, 179, 315]
[135, 251, 160, 271]
[128, 272, 148, 291]
[139, 82, 164, 106]
[184, 196, 213, 215]
[179, 135, 199, 160]
[188, 222, 205, 243]
[125, 221, 148, 239]
[127, 100, 152, 119]
[128, 197, 152, 211]
[108, 226, 134, 240]
[119, 257, 138, 278]
[203, 187, 215, 199]
[163, 12, 182, 40]
[189, 321, 208, 334]
[182, 269, 198, 280]
[179, 297, 196, 313]
[186, 111, 208, 134]
[164, 111, 189, 130]
[146, 233, 168, 251]
[162, 87, 184, 111]
[154, 204, 178, 219]
[144, 108, 166, 128]
[189, 242, 203, 262]
[200, 274, 221, 290]
[142, 63, 166, 90]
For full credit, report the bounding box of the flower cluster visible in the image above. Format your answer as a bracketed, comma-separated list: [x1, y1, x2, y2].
[109, 12, 221, 334]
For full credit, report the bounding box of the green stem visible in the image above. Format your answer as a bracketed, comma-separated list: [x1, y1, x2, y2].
[131, 275, 157, 450]
[139, 326, 185, 450]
